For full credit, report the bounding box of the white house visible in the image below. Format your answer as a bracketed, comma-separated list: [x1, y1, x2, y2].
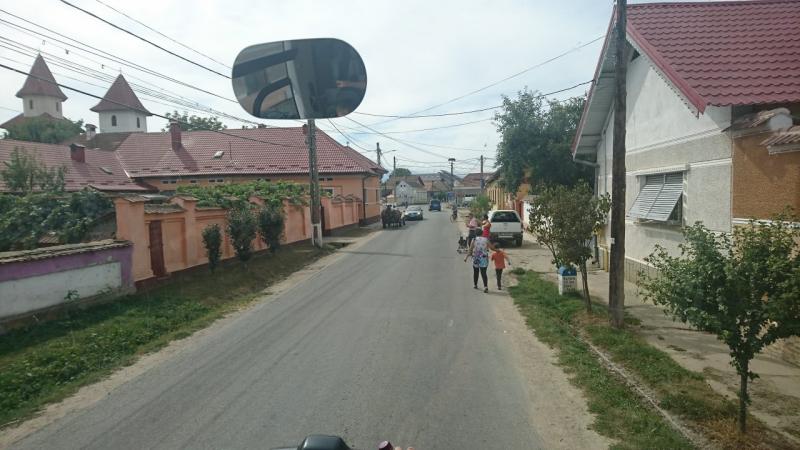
[572, 0, 800, 282]
[387, 176, 428, 205]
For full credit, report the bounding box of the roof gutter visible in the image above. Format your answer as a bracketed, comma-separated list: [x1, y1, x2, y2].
[573, 157, 599, 168]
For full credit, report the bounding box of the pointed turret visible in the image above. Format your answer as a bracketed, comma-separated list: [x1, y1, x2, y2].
[16, 54, 67, 119]
[91, 74, 151, 132]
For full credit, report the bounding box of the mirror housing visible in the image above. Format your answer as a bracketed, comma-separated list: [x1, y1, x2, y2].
[232, 38, 367, 120]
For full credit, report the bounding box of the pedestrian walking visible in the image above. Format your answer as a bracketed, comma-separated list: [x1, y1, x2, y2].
[465, 233, 494, 293]
[491, 243, 511, 290]
[467, 213, 478, 246]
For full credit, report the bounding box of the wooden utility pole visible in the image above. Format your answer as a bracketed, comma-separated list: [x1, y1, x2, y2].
[480, 154, 485, 193]
[307, 119, 322, 247]
[609, 0, 627, 328]
[449, 157, 456, 203]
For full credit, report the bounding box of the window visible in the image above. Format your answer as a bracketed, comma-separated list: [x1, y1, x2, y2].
[136, 117, 140, 128]
[209, 178, 224, 183]
[56, 102, 60, 112]
[490, 211, 520, 223]
[321, 187, 335, 195]
[627, 172, 683, 223]
[161, 179, 177, 185]
[189, 179, 198, 184]
[29, 99, 33, 110]
[111, 115, 117, 126]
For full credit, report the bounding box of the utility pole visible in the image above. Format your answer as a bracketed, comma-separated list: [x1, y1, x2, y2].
[609, 0, 627, 328]
[449, 157, 456, 204]
[376, 142, 382, 167]
[306, 119, 323, 248]
[393, 156, 396, 173]
[480, 154, 485, 193]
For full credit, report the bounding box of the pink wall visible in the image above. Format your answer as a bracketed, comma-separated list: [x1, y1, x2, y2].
[115, 194, 361, 282]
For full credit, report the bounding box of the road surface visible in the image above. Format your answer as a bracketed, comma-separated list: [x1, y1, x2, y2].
[12, 210, 598, 449]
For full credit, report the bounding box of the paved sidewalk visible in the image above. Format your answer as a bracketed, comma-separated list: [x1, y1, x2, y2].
[502, 229, 800, 443]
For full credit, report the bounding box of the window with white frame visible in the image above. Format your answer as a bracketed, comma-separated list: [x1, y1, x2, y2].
[321, 187, 335, 195]
[627, 172, 683, 224]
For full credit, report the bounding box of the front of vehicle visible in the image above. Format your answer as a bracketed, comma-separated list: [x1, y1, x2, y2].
[404, 206, 423, 220]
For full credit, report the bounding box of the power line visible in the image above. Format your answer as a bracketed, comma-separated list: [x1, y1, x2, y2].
[374, 36, 604, 121]
[326, 118, 372, 153]
[350, 117, 493, 134]
[59, 0, 230, 78]
[0, 39, 264, 127]
[93, 0, 230, 69]
[0, 62, 308, 149]
[345, 116, 456, 160]
[0, 11, 236, 102]
[354, 81, 591, 119]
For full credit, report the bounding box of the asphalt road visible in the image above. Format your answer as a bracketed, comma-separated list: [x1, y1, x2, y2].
[14, 210, 548, 450]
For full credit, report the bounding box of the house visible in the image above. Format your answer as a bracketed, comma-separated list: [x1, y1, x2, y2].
[115, 122, 386, 222]
[486, 172, 530, 216]
[455, 171, 491, 202]
[572, 0, 800, 283]
[384, 175, 427, 204]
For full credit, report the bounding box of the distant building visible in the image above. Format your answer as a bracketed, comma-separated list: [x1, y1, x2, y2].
[385, 175, 427, 204]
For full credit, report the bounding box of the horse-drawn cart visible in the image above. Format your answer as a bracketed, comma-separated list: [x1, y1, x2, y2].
[381, 205, 405, 228]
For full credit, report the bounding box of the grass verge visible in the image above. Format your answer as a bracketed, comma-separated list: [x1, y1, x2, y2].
[509, 271, 794, 450]
[0, 243, 333, 428]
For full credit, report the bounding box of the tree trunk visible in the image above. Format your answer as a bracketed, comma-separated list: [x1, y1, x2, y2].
[581, 262, 592, 313]
[739, 363, 748, 433]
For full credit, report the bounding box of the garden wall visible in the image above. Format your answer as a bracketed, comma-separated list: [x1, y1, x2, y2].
[115, 194, 361, 282]
[0, 240, 134, 321]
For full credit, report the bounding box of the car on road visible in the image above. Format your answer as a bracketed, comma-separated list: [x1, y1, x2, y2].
[429, 199, 441, 211]
[488, 210, 523, 247]
[404, 205, 424, 220]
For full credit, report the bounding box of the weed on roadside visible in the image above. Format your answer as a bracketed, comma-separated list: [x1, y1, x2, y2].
[509, 271, 796, 450]
[0, 244, 331, 427]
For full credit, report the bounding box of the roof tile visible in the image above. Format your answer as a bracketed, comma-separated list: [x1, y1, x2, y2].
[627, 0, 800, 110]
[16, 55, 67, 101]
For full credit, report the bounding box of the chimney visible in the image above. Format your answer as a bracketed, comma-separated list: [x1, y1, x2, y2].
[85, 123, 97, 141]
[70, 143, 86, 163]
[169, 120, 182, 151]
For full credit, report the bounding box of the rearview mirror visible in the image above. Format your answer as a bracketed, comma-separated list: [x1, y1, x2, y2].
[232, 38, 367, 120]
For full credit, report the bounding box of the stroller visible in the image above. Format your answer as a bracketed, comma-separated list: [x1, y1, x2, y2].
[457, 233, 469, 254]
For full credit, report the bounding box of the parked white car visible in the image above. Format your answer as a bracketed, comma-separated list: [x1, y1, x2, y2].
[487, 210, 523, 247]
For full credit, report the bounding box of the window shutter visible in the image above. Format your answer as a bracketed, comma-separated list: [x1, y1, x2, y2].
[646, 172, 682, 221]
[627, 172, 683, 222]
[627, 174, 663, 219]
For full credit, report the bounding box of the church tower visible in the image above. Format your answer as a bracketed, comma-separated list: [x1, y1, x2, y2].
[91, 74, 151, 132]
[16, 54, 67, 119]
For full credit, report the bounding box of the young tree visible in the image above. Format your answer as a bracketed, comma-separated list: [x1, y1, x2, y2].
[469, 194, 492, 218]
[226, 206, 257, 262]
[527, 187, 561, 268]
[201, 224, 222, 272]
[3, 116, 84, 144]
[163, 111, 225, 131]
[1, 147, 66, 193]
[257, 206, 285, 253]
[550, 184, 610, 312]
[494, 90, 591, 194]
[639, 216, 800, 433]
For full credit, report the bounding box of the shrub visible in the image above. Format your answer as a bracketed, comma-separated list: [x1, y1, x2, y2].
[226, 206, 257, 262]
[257, 206, 285, 253]
[469, 194, 491, 218]
[201, 224, 222, 272]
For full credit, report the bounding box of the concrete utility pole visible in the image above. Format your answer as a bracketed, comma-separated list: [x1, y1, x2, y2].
[609, 0, 627, 328]
[376, 142, 382, 167]
[306, 119, 323, 248]
[393, 156, 396, 173]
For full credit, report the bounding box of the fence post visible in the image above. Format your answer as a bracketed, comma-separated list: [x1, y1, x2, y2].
[114, 196, 153, 280]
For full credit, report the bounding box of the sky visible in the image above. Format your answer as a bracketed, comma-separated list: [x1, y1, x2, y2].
[0, 0, 636, 175]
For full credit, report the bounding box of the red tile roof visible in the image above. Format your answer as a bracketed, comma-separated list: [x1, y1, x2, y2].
[627, 0, 800, 113]
[0, 139, 151, 192]
[461, 172, 492, 186]
[16, 55, 67, 101]
[114, 127, 383, 178]
[90, 75, 151, 115]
